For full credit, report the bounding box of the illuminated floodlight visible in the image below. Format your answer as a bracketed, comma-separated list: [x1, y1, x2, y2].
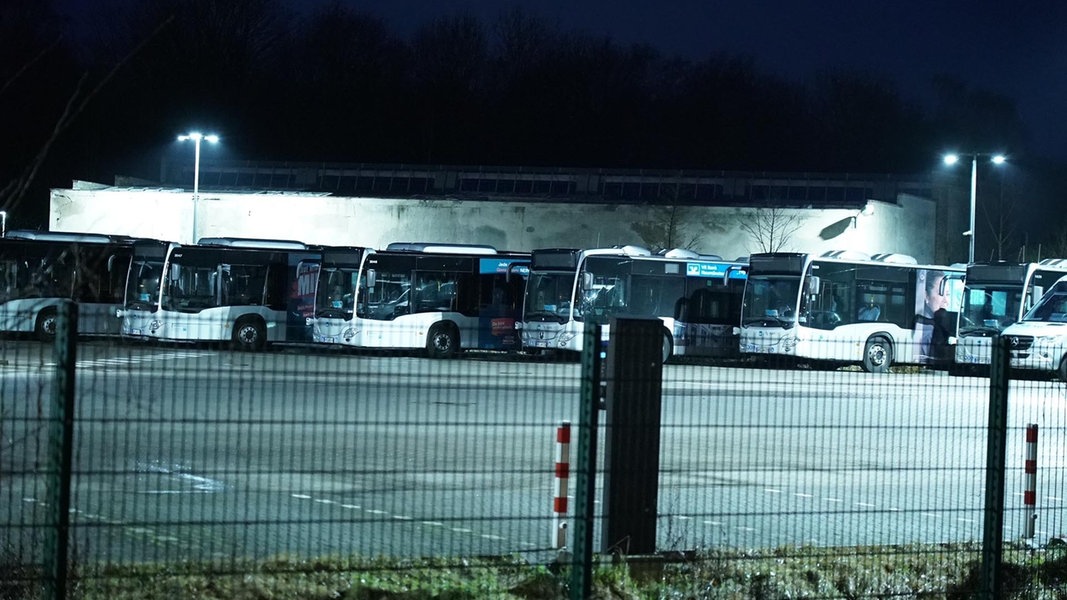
[177, 131, 220, 241]
[941, 151, 1007, 263]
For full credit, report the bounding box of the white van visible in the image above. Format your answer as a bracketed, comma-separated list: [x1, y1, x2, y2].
[1001, 278, 1067, 380]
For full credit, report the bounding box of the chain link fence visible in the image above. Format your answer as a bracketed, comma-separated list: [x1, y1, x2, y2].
[3, 310, 1067, 598]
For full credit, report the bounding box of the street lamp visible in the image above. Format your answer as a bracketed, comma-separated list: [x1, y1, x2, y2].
[177, 132, 219, 242]
[943, 152, 1006, 264]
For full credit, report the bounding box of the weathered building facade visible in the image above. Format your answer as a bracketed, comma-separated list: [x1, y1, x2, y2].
[49, 162, 967, 264]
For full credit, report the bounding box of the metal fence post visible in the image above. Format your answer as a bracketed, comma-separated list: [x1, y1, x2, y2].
[43, 301, 77, 600]
[980, 335, 1010, 600]
[570, 324, 601, 600]
[601, 317, 663, 555]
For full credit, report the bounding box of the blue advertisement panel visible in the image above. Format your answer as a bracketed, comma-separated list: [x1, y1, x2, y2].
[476, 257, 527, 350]
[287, 259, 319, 342]
[686, 261, 747, 279]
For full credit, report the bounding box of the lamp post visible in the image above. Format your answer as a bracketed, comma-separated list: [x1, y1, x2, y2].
[943, 152, 1006, 264]
[177, 132, 219, 242]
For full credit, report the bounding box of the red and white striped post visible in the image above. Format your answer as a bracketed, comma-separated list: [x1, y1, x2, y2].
[552, 420, 571, 549]
[1024, 423, 1038, 539]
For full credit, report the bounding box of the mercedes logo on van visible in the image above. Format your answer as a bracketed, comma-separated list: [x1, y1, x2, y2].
[1010, 336, 1019, 347]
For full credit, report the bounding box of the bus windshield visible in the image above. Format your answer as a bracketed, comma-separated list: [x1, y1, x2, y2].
[125, 259, 164, 311]
[524, 271, 574, 322]
[315, 267, 358, 319]
[742, 275, 799, 327]
[1022, 288, 1067, 323]
[959, 284, 1022, 334]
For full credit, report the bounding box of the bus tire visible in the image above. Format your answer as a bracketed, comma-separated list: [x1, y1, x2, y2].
[232, 317, 266, 352]
[661, 330, 673, 364]
[35, 308, 58, 342]
[1058, 356, 1067, 383]
[862, 336, 892, 373]
[427, 323, 459, 358]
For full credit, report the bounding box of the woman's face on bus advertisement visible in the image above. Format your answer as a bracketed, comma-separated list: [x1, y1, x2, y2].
[925, 274, 948, 315]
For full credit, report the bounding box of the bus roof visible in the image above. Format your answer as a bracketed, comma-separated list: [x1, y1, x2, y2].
[196, 237, 308, 250]
[385, 242, 497, 255]
[4, 230, 123, 244]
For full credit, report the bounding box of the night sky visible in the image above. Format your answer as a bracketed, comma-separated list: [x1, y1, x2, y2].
[48, 0, 1066, 161]
[282, 0, 1067, 162]
[23, 0, 1067, 252]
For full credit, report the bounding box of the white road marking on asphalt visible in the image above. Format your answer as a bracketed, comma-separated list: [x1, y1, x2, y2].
[824, 498, 842, 503]
[291, 494, 312, 499]
[794, 493, 813, 498]
[921, 512, 939, 518]
[341, 504, 361, 509]
[764, 488, 782, 494]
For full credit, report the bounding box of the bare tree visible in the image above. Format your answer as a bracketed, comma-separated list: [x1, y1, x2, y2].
[631, 205, 701, 253]
[979, 169, 1021, 262]
[0, 17, 172, 217]
[739, 207, 804, 253]
[630, 183, 725, 253]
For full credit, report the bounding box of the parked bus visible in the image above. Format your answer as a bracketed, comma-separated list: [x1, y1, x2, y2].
[1002, 277, 1067, 381]
[738, 251, 965, 372]
[520, 245, 748, 362]
[118, 238, 320, 350]
[309, 243, 529, 357]
[0, 231, 135, 340]
[952, 259, 1067, 370]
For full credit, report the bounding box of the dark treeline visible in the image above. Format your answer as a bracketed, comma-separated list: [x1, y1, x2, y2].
[1, 0, 1062, 253]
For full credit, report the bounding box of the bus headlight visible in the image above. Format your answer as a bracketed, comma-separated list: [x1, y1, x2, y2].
[513, 321, 523, 330]
[305, 317, 314, 327]
[115, 308, 125, 318]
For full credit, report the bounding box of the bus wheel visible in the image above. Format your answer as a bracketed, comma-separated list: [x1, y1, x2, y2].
[427, 323, 458, 358]
[1058, 356, 1067, 383]
[661, 330, 673, 364]
[35, 308, 58, 342]
[862, 336, 892, 373]
[232, 318, 266, 352]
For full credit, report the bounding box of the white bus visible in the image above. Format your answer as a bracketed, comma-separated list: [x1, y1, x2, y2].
[952, 259, 1067, 369]
[738, 251, 965, 372]
[119, 238, 320, 350]
[1002, 278, 1067, 380]
[0, 231, 135, 340]
[520, 245, 748, 362]
[309, 243, 529, 357]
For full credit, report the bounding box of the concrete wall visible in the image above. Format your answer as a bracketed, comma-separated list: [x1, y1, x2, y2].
[49, 184, 939, 263]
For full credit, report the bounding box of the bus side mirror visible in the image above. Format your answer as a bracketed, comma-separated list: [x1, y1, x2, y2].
[581, 272, 593, 291]
[366, 269, 376, 288]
